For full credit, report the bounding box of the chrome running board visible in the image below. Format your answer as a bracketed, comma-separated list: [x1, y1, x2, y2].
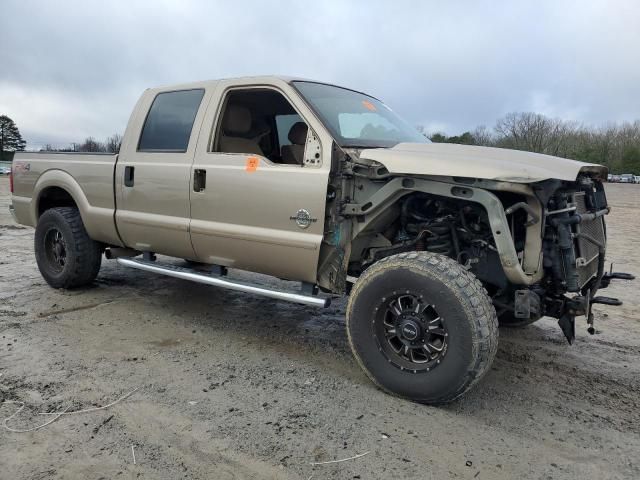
[116, 257, 331, 308]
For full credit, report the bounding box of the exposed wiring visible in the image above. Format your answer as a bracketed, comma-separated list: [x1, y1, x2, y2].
[38, 388, 139, 416]
[310, 451, 370, 466]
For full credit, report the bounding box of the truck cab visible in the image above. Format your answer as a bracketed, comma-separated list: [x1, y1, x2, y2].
[113, 78, 334, 283]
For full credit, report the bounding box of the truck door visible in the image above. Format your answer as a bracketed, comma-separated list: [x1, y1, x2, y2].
[115, 87, 208, 259]
[189, 84, 330, 283]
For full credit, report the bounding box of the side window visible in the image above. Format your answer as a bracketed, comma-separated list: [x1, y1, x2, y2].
[138, 89, 205, 152]
[275, 114, 303, 148]
[214, 89, 308, 165]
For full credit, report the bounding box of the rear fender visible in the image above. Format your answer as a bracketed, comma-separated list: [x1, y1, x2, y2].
[33, 170, 122, 246]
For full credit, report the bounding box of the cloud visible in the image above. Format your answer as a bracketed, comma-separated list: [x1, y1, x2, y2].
[0, 82, 132, 147]
[1, 0, 639, 148]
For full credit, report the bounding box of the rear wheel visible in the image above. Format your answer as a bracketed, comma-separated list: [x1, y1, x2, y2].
[346, 251, 498, 404]
[35, 207, 102, 288]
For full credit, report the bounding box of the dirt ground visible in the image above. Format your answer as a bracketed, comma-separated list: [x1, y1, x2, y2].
[1, 177, 639, 480]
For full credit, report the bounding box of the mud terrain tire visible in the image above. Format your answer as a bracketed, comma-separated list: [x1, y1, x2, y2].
[346, 251, 498, 404]
[35, 207, 102, 289]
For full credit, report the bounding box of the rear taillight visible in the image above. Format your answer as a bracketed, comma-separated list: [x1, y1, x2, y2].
[9, 166, 14, 193]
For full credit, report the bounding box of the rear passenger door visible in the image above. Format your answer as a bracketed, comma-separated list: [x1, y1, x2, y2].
[115, 88, 208, 259]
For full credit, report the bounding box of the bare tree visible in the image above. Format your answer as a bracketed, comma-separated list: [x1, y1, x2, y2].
[105, 133, 123, 153]
[78, 137, 106, 152]
[418, 113, 640, 173]
[472, 125, 493, 146]
[493, 112, 580, 156]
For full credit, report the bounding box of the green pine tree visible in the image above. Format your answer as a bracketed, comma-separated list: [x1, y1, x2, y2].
[0, 115, 27, 160]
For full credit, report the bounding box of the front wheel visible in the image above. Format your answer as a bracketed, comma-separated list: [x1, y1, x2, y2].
[35, 207, 102, 289]
[346, 252, 498, 404]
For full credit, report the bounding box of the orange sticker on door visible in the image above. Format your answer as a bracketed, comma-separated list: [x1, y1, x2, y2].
[362, 100, 376, 111]
[245, 156, 259, 172]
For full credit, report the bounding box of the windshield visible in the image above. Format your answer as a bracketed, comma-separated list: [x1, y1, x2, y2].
[293, 81, 428, 148]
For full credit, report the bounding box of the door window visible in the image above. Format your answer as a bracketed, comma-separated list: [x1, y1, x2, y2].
[213, 89, 308, 165]
[138, 89, 205, 152]
[275, 114, 304, 147]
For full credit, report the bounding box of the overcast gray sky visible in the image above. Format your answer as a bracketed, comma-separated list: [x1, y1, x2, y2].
[2, 0, 639, 149]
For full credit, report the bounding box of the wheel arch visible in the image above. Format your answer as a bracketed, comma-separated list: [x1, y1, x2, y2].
[37, 185, 78, 217]
[346, 177, 541, 286]
[33, 170, 90, 222]
[32, 169, 123, 247]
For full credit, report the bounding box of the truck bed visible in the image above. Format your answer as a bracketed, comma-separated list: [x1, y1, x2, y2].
[11, 151, 122, 246]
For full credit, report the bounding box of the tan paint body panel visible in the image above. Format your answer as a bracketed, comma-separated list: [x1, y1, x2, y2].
[360, 142, 608, 183]
[11, 153, 122, 246]
[188, 160, 326, 282]
[189, 79, 332, 282]
[114, 83, 215, 259]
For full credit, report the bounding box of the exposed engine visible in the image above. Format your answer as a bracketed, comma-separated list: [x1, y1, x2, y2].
[536, 177, 631, 342]
[355, 178, 634, 344]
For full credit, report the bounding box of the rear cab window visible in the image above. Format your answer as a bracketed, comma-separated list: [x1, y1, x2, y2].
[138, 89, 205, 152]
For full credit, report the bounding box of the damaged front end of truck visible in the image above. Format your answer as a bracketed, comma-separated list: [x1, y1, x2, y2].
[317, 142, 635, 344]
[526, 175, 633, 343]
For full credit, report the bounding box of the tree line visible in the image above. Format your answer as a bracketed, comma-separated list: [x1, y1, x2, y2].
[420, 112, 640, 174]
[3, 112, 640, 173]
[40, 134, 123, 154]
[1, 114, 124, 157]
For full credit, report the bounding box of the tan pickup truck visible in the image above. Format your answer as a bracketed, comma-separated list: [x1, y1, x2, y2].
[10, 76, 634, 404]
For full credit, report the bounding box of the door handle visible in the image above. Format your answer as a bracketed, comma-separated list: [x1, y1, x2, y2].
[124, 166, 135, 187]
[194, 169, 206, 192]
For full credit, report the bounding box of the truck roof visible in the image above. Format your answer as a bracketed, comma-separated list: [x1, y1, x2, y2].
[146, 75, 377, 100]
[147, 75, 315, 92]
